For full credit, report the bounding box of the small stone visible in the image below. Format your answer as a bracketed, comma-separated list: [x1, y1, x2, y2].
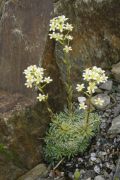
[90, 156, 97, 162]
[18, 164, 47, 180]
[113, 105, 120, 117]
[76, 164, 79, 168]
[99, 80, 113, 91]
[116, 96, 120, 101]
[66, 163, 72, 167]
[100, 122, 107, 129]
[116, 93, 120, 97]
[108, 115, 120, 135]
[80, 169, 85, 175]
[68, 172, 74, 179]
[112, 62, 120, 82]
[78, 96, 86, 103]
[98, 151, 107, 157]
[106, 109, 111, 113]
[114, 157, 120, 179]
[83, 170, 95, 179]
[91, 153, 96, 157]
[94, 175, 105, 180]
[94, 165, 101, 174]
[103, 112, 109, 118]
[78, 157, 84, 162]
[91, 94, 110, 110]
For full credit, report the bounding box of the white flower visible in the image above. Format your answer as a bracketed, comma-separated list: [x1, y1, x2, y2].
[65, 35, 73, 40]
[24, 65, 52, 90]
[94, 98, 104, 106]
[37, 93, 46, 102]
[79, 102, 87, 110]
[83, 66, 108, 84]
[57, 23, 64, 32]
[44, 77, 53, 84]
[87, 82, 98, 94]
[25, 81, 33, 88]
[50, 22, 56, 31]
[65, 23, 73, 31]
[49, 15, 68, 32]
[49, 32, 63, 41]
[24, 65, 45, 87]
[83, 68, 92, 81]
[76, 84, 85, 92]
[63, 45, 72, 53]
[49, 16, 73, 53]
[55, 33, 64, 41]
[49, 32, 56, 39]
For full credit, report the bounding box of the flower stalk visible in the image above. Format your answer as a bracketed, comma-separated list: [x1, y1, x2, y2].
[49, 15, 74, 112]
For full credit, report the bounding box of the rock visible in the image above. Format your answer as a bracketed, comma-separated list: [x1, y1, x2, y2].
[94, 175, 105, 180]
[0, 90, 50, 180]
[108, 115, 120, 135]
[53, 0, 120, 87]
[113, 105, 120, 117]
[82, 170, 96, 180]
[112, 62, 120, 82]
[114, 157, 120, 180]
[91, 94, 110, 110]
[99, 81, 113, 91]
[0, 0, 53, 96]
[18, 164, 47, 180]
[0, 161, 25, 180]
[94, 165, 101, 174]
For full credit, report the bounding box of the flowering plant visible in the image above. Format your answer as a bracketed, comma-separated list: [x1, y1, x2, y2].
[23, 65, 53, 114]
[23, 15, 109, 170]
[76, 66, 108, 96]
[49, 15, 73, 112]
[76, 66, 108, 125]
[49, 15, 73, 53]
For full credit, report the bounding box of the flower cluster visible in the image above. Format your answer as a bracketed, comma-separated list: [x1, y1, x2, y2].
[76, 66, 108, 110]
[23, 65, 52, 102]
[83, 66, 108, 84]
[49, 15, 73, 53]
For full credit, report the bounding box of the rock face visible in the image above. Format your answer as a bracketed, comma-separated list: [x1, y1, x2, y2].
[0, 90, 50, 180]
[0, 1, 66, 179]
[53, 0, 120, 86]
[0, 0, 53, 95]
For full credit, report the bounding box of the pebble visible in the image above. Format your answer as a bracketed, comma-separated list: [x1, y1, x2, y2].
[78, 157, 84, 162]
[91, 94, 110, 110]
[94, 165, 101, 174]
[99, 80, 113, 91]
[94, 175, 105, 180]
[113, 104, 120, 117]
[108, 115, 120, 135]
[90, 156, 97, 162]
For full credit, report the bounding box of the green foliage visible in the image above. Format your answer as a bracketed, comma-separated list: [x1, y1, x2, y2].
[0, 144, 13, 160]
[74, 169, 81, 180]
[44, 109, 100, 163]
